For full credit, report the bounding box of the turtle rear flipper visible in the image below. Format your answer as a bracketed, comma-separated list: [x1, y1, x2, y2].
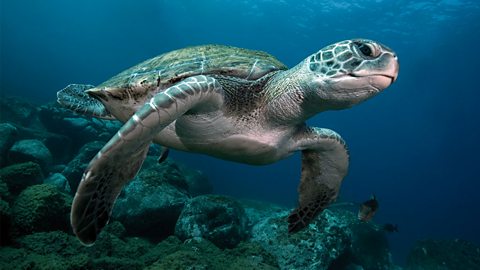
[57, 84, 114, 119]
[287, 127, 349, 233]
[71, 75, 224, 245]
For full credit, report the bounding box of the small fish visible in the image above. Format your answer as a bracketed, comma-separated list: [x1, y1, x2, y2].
[382, 223, 399, 233]
[358, 195, 379, 222]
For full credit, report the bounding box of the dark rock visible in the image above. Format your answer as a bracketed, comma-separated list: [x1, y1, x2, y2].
[239, 199, 285, 229]
[178, 162, 213, 196]
[64, 117, 90, 130]
[250, 206, 398, 270]
[0, 162, 44, 197]
[50, 164, 67, 173]
[0, 181, 10, 201]
[139, 157, 189, 191]
[112, 158, 190, 241]
[350, 222, 392, 269]
[8, 139, 53, 172]
[146, 157, 213, 197]
[113, 186, 188, 241]
[12, 124, 73, 164]
[62, 141, 104, 193]
[0, 123, 18, 167]
[175, 194, 248, 248]
[43, 172, 71, 193]
[38, 102, 121, 150]
[146, 143, 163, 157]
[406, 239, 480, 270]
[41, 134, 73, 164]
[0, 199, 12, 245]
[12, 184, 72, 235]
[0, 96, 41, 128]
[251, 208, 351, 270]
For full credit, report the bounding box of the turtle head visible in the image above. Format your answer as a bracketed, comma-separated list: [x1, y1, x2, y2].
[304, 39, 399, 111]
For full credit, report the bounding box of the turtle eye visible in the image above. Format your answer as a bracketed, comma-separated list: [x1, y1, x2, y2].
[354, 42, 380, 58]
[359, 43, 372, 56]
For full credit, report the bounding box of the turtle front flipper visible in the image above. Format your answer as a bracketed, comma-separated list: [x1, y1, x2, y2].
[71, 75, 224, 245]
[57, 84, 115, 119]
[287, 127, 349, 233]
[72, 143, 149, 246]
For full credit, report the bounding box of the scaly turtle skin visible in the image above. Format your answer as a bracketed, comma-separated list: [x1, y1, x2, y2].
[57, 39, 399, 245]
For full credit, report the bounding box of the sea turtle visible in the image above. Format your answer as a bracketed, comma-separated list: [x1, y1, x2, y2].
[57, 39, 398, 245]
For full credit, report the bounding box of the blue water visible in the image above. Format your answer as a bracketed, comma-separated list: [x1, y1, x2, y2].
[1, 0, 479, 264]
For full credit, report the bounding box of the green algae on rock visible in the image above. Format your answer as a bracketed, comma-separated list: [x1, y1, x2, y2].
[144, 237, 278, 270]
[12, 184, 71, 235]
[0, 123, 17, 167]
[0, 199, 12, 245]
[0, 162, 44, 197]
[0, 230, 278, 270]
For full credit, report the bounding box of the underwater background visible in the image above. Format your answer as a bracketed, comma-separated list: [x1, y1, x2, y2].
[1, 0, 480, 269]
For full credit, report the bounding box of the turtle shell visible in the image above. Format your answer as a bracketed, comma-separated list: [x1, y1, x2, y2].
[94, 45, 287, 94]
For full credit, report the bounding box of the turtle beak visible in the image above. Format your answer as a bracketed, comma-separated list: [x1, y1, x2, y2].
[382, 53, 399, 83]
[380, 53, 399, 84]
[391, 55, 399, 83]
[351, 52, 399, 86]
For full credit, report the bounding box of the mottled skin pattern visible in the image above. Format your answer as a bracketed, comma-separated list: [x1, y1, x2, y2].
[57, 39, 399, 245]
